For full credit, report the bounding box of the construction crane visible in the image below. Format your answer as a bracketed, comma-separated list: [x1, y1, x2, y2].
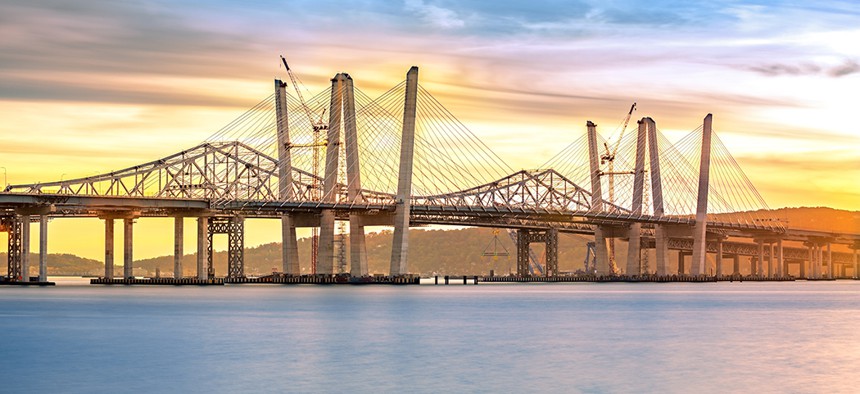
[281, 55, 328, 274]
[598, 102, 636, 275]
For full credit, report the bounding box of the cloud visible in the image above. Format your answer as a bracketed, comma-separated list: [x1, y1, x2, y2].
[404, 0, 466, 29]
[828, 59, 860, 77]
[746, 60, 860, 78]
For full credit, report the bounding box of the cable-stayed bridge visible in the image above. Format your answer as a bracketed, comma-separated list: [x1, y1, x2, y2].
[1, 67, 858, 284]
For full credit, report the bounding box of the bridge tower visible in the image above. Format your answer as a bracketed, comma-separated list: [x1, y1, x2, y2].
[645, 118, 668, 276]
[625, 119, 647, 276]
[316, 73, 368, 276]
[317, 74, 344, 274]
[274, 79, 300, 275]
[587, 121, 611, 275]
[390, 66, 419, 276]
[691, 114, 713, 276]
[343, 75, 369, 277]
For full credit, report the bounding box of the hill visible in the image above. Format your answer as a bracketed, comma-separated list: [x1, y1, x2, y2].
[134, 227, 599, 277]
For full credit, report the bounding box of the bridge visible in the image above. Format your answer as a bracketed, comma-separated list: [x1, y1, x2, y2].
[1, 66, 858, 284]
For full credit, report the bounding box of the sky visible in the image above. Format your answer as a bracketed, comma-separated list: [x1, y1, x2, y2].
[1, 0, 859, 259]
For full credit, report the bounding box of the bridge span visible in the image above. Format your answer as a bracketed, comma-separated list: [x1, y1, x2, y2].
[2, 67, 858, 283]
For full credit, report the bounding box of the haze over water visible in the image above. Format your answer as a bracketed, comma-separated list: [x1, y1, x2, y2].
[1, 280, 858, 393]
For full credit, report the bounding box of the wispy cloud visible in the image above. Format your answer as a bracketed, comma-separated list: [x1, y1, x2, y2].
[404, 0, 466, 29]
[746, 59, 859, 77]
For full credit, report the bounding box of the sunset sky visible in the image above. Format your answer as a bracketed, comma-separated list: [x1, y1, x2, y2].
[2, 1, 859, 260]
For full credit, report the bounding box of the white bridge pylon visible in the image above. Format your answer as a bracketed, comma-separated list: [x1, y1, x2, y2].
[3, 66, 788, 278]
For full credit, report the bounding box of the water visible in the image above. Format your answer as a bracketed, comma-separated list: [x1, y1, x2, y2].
[1, 279, 858, 393]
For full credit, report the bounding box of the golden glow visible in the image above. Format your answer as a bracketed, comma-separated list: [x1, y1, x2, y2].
[1, 1, 858, 259]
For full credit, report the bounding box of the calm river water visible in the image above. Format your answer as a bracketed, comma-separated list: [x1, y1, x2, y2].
[0, 279, 858, 393]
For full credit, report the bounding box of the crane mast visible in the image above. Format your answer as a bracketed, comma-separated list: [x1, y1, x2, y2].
[599, 102, 636, 275]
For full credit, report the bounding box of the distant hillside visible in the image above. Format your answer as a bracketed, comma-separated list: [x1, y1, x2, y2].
[0, 253, 106, 276]
[769, 207, 860, 234]
[135, 227, 599, 277]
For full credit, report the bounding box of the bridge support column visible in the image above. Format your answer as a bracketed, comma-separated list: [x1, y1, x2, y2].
[594, 226, 610, 275]
[390, 67, 419, 276]
[626, 224, 641, 276]
[756, 239, 764, 277]
[281, 217, 299, 275]
[546, 228, 558, 277]
[801, 244, 810, 279]
[317, 212, 336, 274]
[852, 245, 860, 279]
[39, 215, 47, 282]
[174, 217, 183, 279]
[197, 217, 208, 280]
[349, 215, 368, 277]
[812, 244, 820, 279]
[228, 217, 244, 279]
[7, 216, 23, 281]
[777, 239, 784, 277]
[691, 114, 713, 276]
[654, 227, 668, 276]
[826, 243, 833, 279]
[516, 229, 530, 276]
[516, 228, 557, 277]
[123, 218, 134, 278]
[21, 215, 30, 281]
[732, 254, 740, 275]
[715, 239, 723, 277]
[768, 242, 775, 278]
[104, 218, 114, 279]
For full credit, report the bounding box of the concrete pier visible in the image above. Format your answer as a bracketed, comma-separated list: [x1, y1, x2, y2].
[104, 218, 114, 279]
[826, 243, 833, 279]
[39, 215, 47, 282]
[756, 240, 765, 277]
[768, 242, 774, 278]
[715, 239, 723, 277]
[854, 247, 859, 279]
[777, 239, 784, 277]
[174, 217, 183, 279]
[733, 254, 740, 276]
[594, 226, 610, 275]
[389, 66, 419, 276]
[123, 218, 133, 278]
[21, 214, 29, 280]
[197, 217, 208, 280]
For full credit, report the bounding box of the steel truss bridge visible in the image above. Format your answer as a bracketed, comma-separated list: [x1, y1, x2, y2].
[2, 67, 859, 283]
